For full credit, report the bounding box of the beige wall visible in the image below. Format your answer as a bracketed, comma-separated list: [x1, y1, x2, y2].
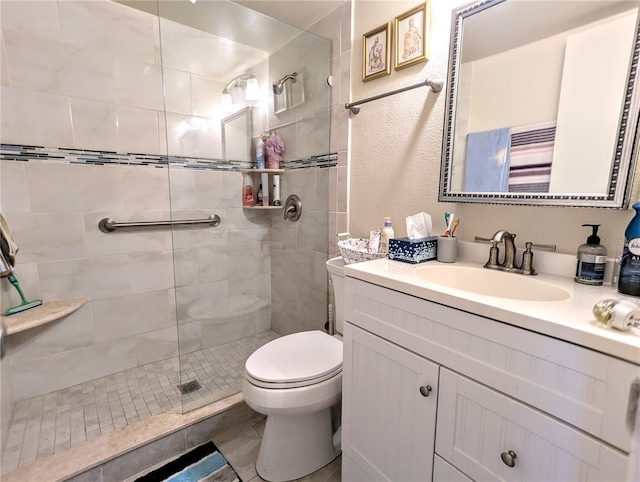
[349, 0, 638, 256]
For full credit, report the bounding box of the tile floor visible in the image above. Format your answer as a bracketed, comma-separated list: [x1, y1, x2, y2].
[2, 331, 279, 474]
[177, 414, 341, 482]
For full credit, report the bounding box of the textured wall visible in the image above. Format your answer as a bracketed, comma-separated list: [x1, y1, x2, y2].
[349, 0, 639, 256]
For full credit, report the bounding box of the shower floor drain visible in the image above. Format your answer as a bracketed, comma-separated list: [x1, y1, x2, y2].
[177, 380, 202, 395]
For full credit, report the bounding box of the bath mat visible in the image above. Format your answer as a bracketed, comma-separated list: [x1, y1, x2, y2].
[135, 441, 242, 482]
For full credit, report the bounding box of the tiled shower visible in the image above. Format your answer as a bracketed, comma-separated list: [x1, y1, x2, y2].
[0, 0, 351, 475]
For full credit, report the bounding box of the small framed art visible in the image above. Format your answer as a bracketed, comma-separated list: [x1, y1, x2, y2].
[395, 2, 430, 70]
[362, 22, 391, 82]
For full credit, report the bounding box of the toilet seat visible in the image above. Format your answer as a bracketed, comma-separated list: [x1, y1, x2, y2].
[245, 330, 343, 389]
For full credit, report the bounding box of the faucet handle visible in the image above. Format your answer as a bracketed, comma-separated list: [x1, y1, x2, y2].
[521, 242, 537, 275]
[529, 242, 556, 252]
[484, 240, 500, 269]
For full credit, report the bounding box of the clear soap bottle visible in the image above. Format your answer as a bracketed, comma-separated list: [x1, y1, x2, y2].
[575, 224, 607, 286]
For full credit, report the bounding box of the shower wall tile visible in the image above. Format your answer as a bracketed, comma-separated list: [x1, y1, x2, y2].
[198, 242, 270, 283]
[175, 281, 230, 325]
[48, 338, 138, 391]
[194, 171, 230, 208]
[297, 111, 331, 159]
[339, 48, 351, 106]
[25, 162, 124, 213]
[69, 98, 118, 152]
[298, 210, 329, 253]
[123, 167, 171, 211]
[226, 207, 270, 230]
[0, 263, 40, 312]
[39, 255, 132, 301]
[1, 160, 30, 213]
[115, 105, 161, 154]
[114, 57, 164, 111]
[168, 210, 228, 250]
[3, 30, 115, 103]
[0, 1, 62, 41]
[163, 68, 193, 115]
[255, 305, 271, 333]
[57, 1, 156, 64]
[229, 273, 271, 302]
[178, 321, 203, 354]
[173, 248, 200, 288]
[8, 304, 95, 360]
[0, 88, 75, 147]
[92, 290, 177, 343]
[201, 314, 256, 349]
[134, 326, 179, 366]
[337, 165, 348, 213]
[285, 170, 317, 211]
[330, 104, 348, 154]
[84, 212, 173, 257]
[165, 113, 222, 160]
[296, 284, 328, 333]
[1, 33, 9, 87]
[129, 251, 175, 294]
[4, 212, 86, 263]
[191, 75, 224, 119]
[316, 168, 329, 212]
[10, 354, 51, 400]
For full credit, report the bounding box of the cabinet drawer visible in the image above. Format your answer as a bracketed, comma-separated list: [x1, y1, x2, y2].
[345, 278, 638, 452]
[436, 368, 628, 481]
[433, 455, 473, 482]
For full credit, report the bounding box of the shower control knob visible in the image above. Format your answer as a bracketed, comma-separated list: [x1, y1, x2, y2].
[500, 450, 517, 467]
[419, 385, 432, 397]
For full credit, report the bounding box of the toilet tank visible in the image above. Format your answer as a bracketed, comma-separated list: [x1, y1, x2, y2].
[326, 257, 345, 335]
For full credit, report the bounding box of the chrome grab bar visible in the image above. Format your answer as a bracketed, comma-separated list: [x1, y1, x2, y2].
[99, 214, 221, 233]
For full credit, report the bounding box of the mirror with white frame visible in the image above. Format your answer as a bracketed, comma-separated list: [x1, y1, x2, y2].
[439, 0, 640, 208]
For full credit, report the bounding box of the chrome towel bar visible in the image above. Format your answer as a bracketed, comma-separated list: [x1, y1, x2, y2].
[345, 78, 444, 115]
[99, 214, 221, 233]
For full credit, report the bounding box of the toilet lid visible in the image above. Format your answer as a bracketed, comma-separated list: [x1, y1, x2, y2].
[245, 331, 343, 386]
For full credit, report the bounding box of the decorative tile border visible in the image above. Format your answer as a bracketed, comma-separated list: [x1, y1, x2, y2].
[0, 144, 337, 171]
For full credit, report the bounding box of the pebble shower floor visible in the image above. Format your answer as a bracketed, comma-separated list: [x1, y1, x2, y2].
[1, 330, 279, 474]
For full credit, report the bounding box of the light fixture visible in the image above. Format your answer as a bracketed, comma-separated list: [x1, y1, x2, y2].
[221, 74, 261, 106]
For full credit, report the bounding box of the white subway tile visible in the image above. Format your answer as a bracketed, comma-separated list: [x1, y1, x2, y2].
[92, 290, 177, 343]
[128, 250, 175, 294]
[48, 338, 137, 392]
[25, 161, 124, 213]
[114, 56, 164, 111]
[0, 88, 74, 147]
[0, 1, 62, 42]
[58, 1, 155, 64]
[175, 280, 229, 325]
[69, 98, 118, 151]
[11, 355, 51, 400]
[3, 212, 85, 263]
[165, 112, 221, 159]
[163, 68, 192, 115]
[191, 75, 224, 119]
[1, 160, 31, 213]
[134, 327, 179, 366]
[116, 105, 161, 154]
[123, 166, 171, 211]
[3, 30, 115, 103]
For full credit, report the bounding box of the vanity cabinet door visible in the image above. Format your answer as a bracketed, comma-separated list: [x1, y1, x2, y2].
[342, 322, 440, 481]
[436, 368, 628, 482]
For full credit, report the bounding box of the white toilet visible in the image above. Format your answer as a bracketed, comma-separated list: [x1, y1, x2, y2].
[242, 256, 345, 482]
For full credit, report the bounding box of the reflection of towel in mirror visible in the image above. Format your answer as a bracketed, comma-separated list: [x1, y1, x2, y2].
[464, 127, 511, 192]
[508, 122, 556, 193]
[0, 213, 18, 277]
[628, 377, 640, 481]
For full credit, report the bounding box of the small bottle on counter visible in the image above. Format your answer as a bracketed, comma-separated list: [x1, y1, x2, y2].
[575, 224, 607, 286]
[257, 184, 263, 206]
[380, 217, 395, 254]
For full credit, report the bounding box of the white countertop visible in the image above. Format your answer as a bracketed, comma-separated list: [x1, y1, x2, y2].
[344, 251, 640, 365]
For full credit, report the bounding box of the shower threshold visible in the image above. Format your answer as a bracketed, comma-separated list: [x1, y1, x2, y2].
[1, 330, 279, 479]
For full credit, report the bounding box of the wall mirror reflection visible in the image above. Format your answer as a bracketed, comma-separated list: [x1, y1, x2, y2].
[222, 106, 253, 162]
[439, 0, 640, 208]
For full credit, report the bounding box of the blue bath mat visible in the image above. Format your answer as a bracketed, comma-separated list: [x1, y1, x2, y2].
[135, 441, 242, 482]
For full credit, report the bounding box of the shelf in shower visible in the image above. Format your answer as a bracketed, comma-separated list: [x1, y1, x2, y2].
[242, 205, 283, 210]
[2, 297, 89, 335]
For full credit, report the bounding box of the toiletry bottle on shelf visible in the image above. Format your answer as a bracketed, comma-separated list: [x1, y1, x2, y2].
[273, 175, 281, 206]
[257, 184, 263, 206]
[380, 217, 394, 254]
[256, 136, 265, 170]
[242, 173, 254, 207]
[575, 224, 607, 286]
[619, 202, 640, 296]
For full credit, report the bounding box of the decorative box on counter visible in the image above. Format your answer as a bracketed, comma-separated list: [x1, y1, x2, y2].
[388, 236, 438, 264]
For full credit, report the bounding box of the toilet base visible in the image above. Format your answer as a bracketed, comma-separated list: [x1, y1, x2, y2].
[256, 408, 341, 481]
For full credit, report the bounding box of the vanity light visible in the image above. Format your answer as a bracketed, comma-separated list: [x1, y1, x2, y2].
[220, 74, 261, 106]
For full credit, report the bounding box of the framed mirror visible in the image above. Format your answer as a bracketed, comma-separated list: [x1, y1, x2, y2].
[439, 0, 640, 208]
[221, 106, 253, 163]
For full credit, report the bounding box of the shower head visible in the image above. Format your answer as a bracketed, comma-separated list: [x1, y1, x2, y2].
[272, 72, 298, 95]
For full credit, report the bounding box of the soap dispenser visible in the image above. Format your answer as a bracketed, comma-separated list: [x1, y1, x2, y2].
[575, 224, 607, 286]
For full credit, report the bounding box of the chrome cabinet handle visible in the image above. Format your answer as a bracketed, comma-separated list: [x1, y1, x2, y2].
[419, 385, 432, 397]
[500, 450, 517, 467]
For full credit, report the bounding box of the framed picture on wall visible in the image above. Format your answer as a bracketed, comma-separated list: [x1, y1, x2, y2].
[395, 2, 430, 70]
[362, 22, 392, 82]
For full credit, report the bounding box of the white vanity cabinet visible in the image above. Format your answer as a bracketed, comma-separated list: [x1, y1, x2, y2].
[342, 276, 636, 481]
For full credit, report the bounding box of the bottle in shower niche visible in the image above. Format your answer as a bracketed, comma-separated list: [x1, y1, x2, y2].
[619, 202, 640, 296]
[380, 217, 394, 254]
[242, 173, 254, 207]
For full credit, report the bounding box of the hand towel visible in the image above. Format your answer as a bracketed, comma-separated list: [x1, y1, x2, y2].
[0, 213, 18, 277]
[464, 127, 511, 192]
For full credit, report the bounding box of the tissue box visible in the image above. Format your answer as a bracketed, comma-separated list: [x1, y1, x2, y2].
[388, 236, 438, 264]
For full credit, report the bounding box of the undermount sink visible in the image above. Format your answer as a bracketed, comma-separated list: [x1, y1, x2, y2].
[415, 265, 570, 301]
